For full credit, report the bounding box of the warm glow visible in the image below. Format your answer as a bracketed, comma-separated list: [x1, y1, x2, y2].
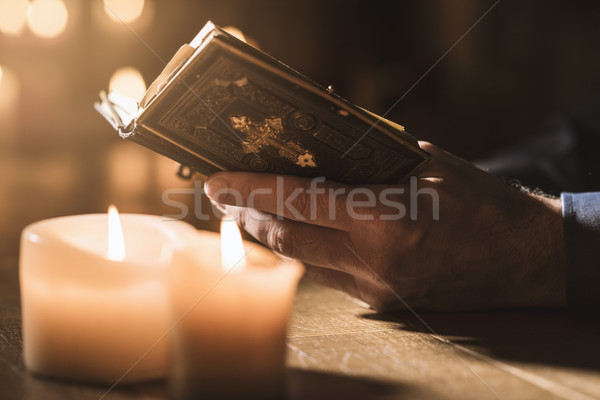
[104, 0, 145, 23]
[107, 143, 151, 199]
[27, 0, 69, 38]
[109, 67, 147, 104]
[222, 26, 247, 43]
[0, 0, 28, 35]
[0, 64, 21, 113]
[108, 205, 126, 262]
[220, 216, 246, 272]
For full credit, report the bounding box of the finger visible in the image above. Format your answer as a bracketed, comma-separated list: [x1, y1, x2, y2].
[223, 206, 364, 275]
[204, 172, 355, 231]
[418, 140, 484, 177]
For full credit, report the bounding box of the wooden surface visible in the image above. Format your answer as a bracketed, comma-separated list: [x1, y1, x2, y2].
[1, 255, 600, 399]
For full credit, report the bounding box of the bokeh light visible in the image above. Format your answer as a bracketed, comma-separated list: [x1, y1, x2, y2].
[104, 0, 145, 23]
[222, 26, 247, 43]
[107, 142, 151, 202]
[0, 65, 21, 145]
[0, 65, 20, 107]
[0, 0, 29, 36]
[27, 0, 69, 38]
[109, 67, 147, 104]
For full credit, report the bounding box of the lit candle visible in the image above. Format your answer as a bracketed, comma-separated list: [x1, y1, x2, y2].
[169, 217, 303, 400]
[19, 207, 197, 383]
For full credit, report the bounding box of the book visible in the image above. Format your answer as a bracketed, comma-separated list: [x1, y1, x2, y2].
[95, 21, 429, 184]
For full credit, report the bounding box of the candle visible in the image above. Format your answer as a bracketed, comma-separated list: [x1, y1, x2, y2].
[169, 217, 303, 400]
[19, 207, 197, 383]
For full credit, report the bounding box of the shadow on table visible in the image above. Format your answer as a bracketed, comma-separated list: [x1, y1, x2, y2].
[362, 309, 600, 371]
[15, 373, 169, 400]
[286, 367, 426, 400]
[16, 361, 430, 400]
[18, 369, 422, 400]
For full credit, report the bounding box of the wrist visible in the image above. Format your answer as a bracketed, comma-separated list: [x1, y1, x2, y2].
[525, 195, 567, 308]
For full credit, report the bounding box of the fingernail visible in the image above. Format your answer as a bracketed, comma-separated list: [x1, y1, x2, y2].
[204, 177, 228, 199]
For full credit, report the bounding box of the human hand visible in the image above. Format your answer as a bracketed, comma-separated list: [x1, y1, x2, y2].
[204, 142, 566, 311]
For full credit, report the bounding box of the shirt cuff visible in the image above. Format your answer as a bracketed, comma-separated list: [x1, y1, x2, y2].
[561, 192, 600, 309]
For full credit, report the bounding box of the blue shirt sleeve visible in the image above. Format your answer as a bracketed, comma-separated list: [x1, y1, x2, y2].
[561, 192, 600, 309]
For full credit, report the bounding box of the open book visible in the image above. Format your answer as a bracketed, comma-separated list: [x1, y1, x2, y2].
[95, 21, 429, 184]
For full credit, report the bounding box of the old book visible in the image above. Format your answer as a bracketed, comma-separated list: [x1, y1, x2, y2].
[95, 21, 429, 184]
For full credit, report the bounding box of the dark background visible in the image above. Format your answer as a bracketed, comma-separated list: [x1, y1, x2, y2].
[1, 0, 600, 257]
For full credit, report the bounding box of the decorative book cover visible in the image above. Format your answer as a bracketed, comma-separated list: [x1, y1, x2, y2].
[95, 21, 430, 185]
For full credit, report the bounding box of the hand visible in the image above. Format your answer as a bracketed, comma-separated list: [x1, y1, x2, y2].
[203, 142, 566, 311]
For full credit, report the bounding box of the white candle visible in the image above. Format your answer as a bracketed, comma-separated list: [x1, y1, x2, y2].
[19, 208, 197, 384]
[169, 219, 303, 400]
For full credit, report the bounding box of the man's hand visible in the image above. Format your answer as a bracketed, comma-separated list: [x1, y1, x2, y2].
[204, 142, 566, 311]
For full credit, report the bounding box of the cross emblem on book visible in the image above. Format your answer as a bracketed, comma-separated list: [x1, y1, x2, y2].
[229, 115, 317, 168]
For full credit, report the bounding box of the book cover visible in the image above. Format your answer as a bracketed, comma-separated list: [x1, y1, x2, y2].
[95, 21, 429, 184]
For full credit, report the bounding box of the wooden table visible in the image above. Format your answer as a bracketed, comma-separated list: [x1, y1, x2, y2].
[1, 255, 599, 400]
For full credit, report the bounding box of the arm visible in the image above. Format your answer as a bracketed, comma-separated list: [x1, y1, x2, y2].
[204, 142, 567, 311]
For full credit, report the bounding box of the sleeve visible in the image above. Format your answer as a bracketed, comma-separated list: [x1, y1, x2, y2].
[561, 192, 600, 309]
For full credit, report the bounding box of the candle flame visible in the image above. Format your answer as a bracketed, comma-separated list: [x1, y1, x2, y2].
[220, 216, 246, 272]
[108, 205, 125, 261]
